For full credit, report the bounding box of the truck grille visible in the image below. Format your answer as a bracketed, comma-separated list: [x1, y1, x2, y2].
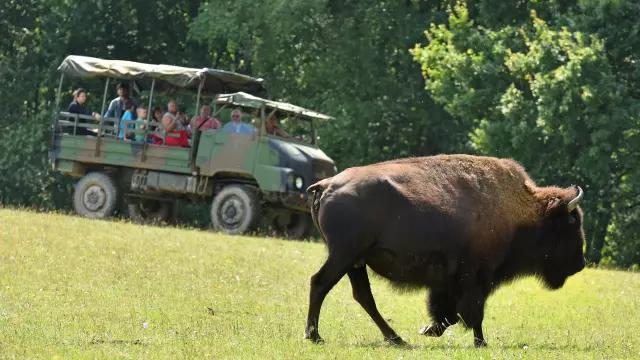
[313, 160, 336, 182]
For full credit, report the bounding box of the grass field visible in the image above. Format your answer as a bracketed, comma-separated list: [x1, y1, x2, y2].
[1, 208, 639, 359]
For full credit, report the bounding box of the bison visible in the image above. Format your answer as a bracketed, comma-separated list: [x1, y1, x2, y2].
[303, 154, 586, 348]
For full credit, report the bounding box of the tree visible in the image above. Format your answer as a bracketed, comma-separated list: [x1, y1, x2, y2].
[412, 0, 640, 266]
[189, 0, 464, 170]
[0, 0, 212, 210]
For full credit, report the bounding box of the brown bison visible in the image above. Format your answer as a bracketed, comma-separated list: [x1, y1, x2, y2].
[303, 154, 586, 347]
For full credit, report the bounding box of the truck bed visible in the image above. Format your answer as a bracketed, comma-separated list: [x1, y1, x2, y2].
[50, 134, 192, 174]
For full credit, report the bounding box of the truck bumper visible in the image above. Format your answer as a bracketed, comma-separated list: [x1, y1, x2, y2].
[281, 191, 313, 212]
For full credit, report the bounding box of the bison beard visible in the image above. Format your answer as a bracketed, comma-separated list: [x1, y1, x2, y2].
[303, 154, 586, 348]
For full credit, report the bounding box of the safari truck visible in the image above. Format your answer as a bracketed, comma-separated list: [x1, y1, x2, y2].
[49, 55, 338, 239]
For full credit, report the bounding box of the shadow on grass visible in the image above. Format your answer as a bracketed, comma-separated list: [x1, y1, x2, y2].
[205, 307, 258, 316]
[89, 339, 148, 346]
[353, 340, 597, 353]
[353, 340, 437, 351]
[499, 343, 597, 352]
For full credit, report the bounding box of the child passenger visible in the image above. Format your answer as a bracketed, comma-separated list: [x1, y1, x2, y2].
[118, 100, 137, 140]
[134, 105, 149, 142]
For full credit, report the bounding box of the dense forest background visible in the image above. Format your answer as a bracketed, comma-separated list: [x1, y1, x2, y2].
[1, 0, 638, 269]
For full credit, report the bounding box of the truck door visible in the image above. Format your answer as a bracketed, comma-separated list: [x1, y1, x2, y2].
[198, 123, 260, 176]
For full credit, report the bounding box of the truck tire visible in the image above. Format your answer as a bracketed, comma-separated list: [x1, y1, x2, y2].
[73, 172, 119, 219]
[210, 185, 261, 236]
[127, 199, 171, 224]
[168, 200, 180, 225]
[271, 212, 315, 240]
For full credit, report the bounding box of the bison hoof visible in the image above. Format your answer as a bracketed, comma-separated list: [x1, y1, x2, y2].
[418, 323, 445, 337]
[385, 335, 406, 346]
[474, 338, 488, 348]
[304, 329, 324, 344]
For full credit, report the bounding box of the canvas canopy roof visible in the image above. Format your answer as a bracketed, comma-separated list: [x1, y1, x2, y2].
[214, 92, 335, 121]
[57, 55, 267, 98]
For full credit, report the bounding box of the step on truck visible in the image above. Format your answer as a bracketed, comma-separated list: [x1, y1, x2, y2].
[49, 55, 338, 239]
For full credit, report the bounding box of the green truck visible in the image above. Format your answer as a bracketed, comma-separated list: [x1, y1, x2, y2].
[49, 55, 338, 239]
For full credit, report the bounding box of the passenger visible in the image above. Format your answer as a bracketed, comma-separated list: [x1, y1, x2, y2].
[67, 88, 101, 136]
[67, 88, 102, 121]
[151, 106, 163, 131]
[104, 82, 137, 120]
[118, 99, 137, 140]
[132, 105, 153, 143]
[189, 103, 220, 135]
[161, 100, 190, 147]
[144, 105, 164, 145]
[265, 113, 290, 138]
[221, 109, 256, 134]
[250, 109, 260, 125]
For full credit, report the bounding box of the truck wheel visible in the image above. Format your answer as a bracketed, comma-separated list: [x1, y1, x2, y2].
[127, 199, 171, 224]
[210, 185, 261, 236]
[73, 172, 119, 219]
[168, 200, 180, 225]
[271, 212, 315, 240]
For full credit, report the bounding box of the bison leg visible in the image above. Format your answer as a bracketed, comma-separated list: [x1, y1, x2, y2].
[419, 288, 459, 337]
[304, 253, 356, 344]
[456, 281, 489, 347]
[347, 265, 405, 345]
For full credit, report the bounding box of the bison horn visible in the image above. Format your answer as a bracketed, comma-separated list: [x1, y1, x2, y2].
[567, 186, 583, 212]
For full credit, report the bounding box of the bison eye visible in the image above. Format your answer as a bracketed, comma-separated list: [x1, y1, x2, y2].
[567, 214, 576, 225]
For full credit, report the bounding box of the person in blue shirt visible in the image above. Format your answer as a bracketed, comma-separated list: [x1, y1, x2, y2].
[118, 99, 137, 140]
[104, 83, 136, 119]
[221, 109, 257, 134]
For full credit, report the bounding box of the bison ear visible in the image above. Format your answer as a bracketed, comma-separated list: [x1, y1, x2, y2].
[543, 196, 578, 225]
[544, 197, 569, 218]
[543, 186, 584, 219]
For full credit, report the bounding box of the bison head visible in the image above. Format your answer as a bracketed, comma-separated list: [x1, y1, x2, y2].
[537, 185, 586, 290]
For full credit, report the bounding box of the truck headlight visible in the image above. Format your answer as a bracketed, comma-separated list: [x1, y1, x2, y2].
[295, 176, 304, 189]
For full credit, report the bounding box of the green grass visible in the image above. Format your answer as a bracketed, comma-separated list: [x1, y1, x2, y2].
[0, 208, 639, 359]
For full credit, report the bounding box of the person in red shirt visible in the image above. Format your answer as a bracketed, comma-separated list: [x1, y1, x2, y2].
[189, 103, 220, 136]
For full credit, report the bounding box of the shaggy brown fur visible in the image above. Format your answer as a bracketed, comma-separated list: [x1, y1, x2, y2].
[304, 154, 586, 348]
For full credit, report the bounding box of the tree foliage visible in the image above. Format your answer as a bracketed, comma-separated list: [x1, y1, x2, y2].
[190, 0, 466, 168]
[412, 0, 640, 267]
[0, 0, 638, 268]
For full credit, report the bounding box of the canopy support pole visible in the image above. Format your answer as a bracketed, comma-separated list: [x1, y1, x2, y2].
[50, 73, 65, 167]
[259, 105, 266, 136]
[189, 78, 205, 174]
[147, 79, 155, 120]
[311, 117, 318, 146]
[55, 74, 64, 110]
[100, 78, 110, 121]
[95, 78, 110, 157]
[209, 103, 227, 120]
[141, 78, 156, 162]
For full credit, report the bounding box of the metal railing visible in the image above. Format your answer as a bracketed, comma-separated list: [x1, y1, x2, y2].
[58, 112, 180, 140]
[57, 111, 184, 159]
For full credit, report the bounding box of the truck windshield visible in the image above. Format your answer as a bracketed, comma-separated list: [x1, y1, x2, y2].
[269, 115, 315, 145]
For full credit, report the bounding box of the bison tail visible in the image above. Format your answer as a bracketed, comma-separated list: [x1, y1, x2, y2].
[308, 181, 328, 244]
